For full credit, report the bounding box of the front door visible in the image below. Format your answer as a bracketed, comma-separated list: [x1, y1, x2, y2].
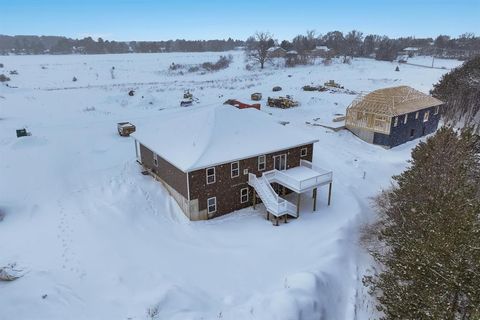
[273, 154, 287, 171]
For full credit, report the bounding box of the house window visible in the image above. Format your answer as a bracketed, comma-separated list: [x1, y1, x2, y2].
[423, 111, 430, 122]
[240, 188, 249, 204]
[231, 161, 239, 178]
[243, 169, 249, 175]
[415, 112, 419, 119]
[403, 114, 408, 124]
[393, 117, 398, 127]
[410, 128, 416, 137]
[207, 197, 217, 214]
[153, 153, 158, 167]
[206, 167, 215, 184]
[300, 147, 308, 157]
[434, 106, 440, 115]
[258, 155, 266, 171]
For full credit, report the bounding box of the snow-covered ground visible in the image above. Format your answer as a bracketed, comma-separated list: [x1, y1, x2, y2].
[0, 52, 462, 320]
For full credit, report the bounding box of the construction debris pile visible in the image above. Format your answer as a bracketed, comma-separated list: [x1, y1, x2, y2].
[267, 96, 299, 109]
[0, 263, 26, 281]
[324, 80, 344, 89]
[302, 85, 328, 92]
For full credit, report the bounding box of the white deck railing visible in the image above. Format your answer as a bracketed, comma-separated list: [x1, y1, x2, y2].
[248, 173, 297, 217]
[263, 161, 333, 193]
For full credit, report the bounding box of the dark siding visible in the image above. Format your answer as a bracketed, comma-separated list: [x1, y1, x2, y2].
[139, 144, 189, 198]
[373, 105, 442, 148]
[188, 144, 314, 218]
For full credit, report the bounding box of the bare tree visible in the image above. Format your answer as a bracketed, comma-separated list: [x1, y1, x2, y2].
[245, 31, 275, 69]
[344, 30, 364, 58]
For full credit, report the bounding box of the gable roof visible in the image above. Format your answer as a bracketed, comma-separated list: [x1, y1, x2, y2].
[347, 86, 443, 116]
[132, 106, 319, 172]
[267, 46, 286, 52]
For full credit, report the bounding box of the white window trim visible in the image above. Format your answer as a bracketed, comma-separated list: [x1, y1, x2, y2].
[423, 111, 429, 122]
[153, 153, 158, 167]
[240, 188, 249, 204]
[258, 155, 266, 171]
[206, 167, 216, 185]
[231, 161, 240, 178]
[393, 117, 398, 127]
[415, 112, 419, 119]
[403, 114, 408, 124]
[434, 106, 439, 115]
[207, 197, 217, 214]
[300, 147, 308, 157]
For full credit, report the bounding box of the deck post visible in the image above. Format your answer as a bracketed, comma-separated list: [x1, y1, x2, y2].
[284, 214, 288, 223]
[274, 217, 279, 226]
[313, 188, 317, 211]
[266, 211, 270, 221]
[328, 183, 332, 206]
[253, 191, 256, 210]
[296, 193, 301, 217]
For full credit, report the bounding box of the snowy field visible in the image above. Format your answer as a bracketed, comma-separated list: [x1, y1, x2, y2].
[0, 52, 462, 320]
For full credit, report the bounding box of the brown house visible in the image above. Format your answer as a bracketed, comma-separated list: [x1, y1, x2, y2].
[132, 106, 333, 222]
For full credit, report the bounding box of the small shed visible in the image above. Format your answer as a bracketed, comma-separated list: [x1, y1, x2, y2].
[345, 86, 443, 148]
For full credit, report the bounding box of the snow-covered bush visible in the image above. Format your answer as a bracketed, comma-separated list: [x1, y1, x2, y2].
[0, 74, 10, 82]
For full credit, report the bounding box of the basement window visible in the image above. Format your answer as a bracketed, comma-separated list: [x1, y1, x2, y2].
[231, 161, 240, 178]
[240, 188, 249, 204]
[410, 128, 416, 137]
[153, 153, 158, 167]
[206, 167, 216, 184]
[207, 197, 217, 214]
[423, 111, 430, 122]
[258, 155, 266, 171]
[393, 117, 398, 127]
[300, 147, 308, 157]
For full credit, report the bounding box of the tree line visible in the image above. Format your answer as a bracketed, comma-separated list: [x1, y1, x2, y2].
[245, 31, 480, 69]
[0, 35, 243, 55]
[1, 32, 479, 59]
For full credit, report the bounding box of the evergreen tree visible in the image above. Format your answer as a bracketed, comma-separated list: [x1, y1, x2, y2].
[364, 127, 480, 320]
[431, 56, 480, 131]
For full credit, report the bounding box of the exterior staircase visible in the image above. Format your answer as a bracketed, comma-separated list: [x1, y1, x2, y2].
[248, 173, 297, 218]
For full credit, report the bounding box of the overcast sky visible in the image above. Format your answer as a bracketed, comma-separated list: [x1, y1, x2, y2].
[1, 0, 479, 41]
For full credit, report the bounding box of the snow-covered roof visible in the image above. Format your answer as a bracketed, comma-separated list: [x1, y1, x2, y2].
[403, 47, 419, 51]
[132, 106, 319, 172]
[315, 46, 329, 51]
[267, 47, 285, 52]
[286, 50, 298, 55]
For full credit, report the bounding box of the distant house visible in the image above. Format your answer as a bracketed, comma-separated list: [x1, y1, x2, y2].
[267, 46, 287, 58]
[311, 46, 331, 57]
[345, 86, 444, 148]
[132, 106, 333, 222]
[402, 47, 420, 57]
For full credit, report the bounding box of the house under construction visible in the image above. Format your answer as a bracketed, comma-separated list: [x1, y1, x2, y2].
[345, 86, 444, 148]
